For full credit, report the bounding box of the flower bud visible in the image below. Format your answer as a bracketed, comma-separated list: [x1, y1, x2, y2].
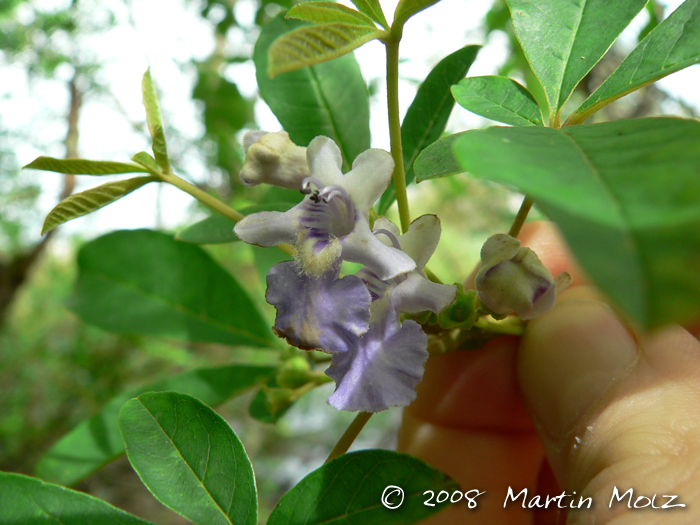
[475, 233, 571, 320]
[276, 356, 314, 389]
[262, 386, 296, 415]
[239, 131, 310, 189]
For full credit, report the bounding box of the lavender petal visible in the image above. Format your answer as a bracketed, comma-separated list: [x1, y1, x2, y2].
[265, 261, 371, 353]
[326, 319, 428, 412]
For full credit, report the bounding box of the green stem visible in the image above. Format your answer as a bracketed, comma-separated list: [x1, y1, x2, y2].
[424, 267, 443, 284]
[550, 111, 561, 129]
[311, 372, 334, 385]
[508, 195, 535, 238]
[291, 381, 319, 400]
[325, 412, 373, 464]
[162, 172, 243, 222]
[384, 29, 411, 234]
[161, 172, 295, 256]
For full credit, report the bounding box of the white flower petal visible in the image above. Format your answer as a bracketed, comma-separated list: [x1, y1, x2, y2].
[391, 272, 456, 314]
[342, 148, 395, 211]
[234, 208, 301, 246]
[306, 136, 344, 186]
[373, 217, 401, 239]
[396, 215, 441, 270]
[340, 216, 416, 280]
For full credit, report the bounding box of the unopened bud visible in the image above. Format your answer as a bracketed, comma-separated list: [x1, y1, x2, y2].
[475, 233, 571, 320]
[239, 131, 310, 189]
[276, 356, 313, 389]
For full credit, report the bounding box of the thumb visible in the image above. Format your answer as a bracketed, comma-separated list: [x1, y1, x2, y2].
[518, 286, 700, 523]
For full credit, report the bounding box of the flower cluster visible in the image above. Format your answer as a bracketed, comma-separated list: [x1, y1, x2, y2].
[235, 132, 456, 412]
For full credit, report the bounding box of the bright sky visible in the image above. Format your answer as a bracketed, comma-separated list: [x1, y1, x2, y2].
[2, 0, 698, 246]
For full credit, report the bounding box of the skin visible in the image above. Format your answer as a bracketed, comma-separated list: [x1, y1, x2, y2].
[398, 221, 700, 524]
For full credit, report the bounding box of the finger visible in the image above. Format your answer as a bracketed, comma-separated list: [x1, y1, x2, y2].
[519, 286, 700, 523]
[399, 337, 544, 525]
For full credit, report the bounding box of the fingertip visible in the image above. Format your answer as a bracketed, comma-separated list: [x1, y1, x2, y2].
[517, 286, 639, 470]
[408, 336, 532, 431]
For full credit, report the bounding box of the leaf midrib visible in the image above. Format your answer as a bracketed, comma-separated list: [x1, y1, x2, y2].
[139, 398, 234, 525]
[555, 0, 588, 110]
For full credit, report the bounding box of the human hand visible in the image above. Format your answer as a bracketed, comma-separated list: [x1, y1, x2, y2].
[398, 221, 700, 524]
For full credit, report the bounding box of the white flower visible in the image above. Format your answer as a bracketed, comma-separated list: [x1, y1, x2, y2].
[234, 136, 416, 280]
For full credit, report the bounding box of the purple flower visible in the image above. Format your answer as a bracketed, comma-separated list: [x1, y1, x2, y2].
[326, 215, 457, 412]
[475, 233, 572, 320]
[265, 260, 371, 353]
[234, 136, 416, 280]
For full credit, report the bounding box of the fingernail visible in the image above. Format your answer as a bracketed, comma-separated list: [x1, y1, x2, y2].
[518, 295, 639, 443]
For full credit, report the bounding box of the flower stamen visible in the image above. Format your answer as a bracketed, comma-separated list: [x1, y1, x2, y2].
[373, 229, 401, 250]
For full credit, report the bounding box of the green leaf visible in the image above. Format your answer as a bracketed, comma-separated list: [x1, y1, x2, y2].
[267, 450, 459, 525]
[570, 0, 700, 125]
[451, 118, 700, 329]
[177, 214, 239, 244]
[287, 2, 377, 27]
[393, 0, 441, 26]
[131, 151, 160, 173]
[68, 229, 275, 346]
[35, 363, 275, 487]
[41, 176, 156, 235]
[119, 392, 257, 525]
[505, 0, 647, 119]
[0, 472, 156, 525]
[255, 14, 371, 169]
[141, 69, 170, 173]
[378, 45, 479, 214]
[349, 0, 388, 28]
[23, 156, 149, 175]
[253, 244, 293, 288]
[452, 76, 544, 127]
[413, 132, 465, 183]
[268, 23, 383, 77]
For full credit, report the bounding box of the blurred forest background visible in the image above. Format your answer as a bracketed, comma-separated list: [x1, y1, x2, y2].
[0, 0, 697, 523]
